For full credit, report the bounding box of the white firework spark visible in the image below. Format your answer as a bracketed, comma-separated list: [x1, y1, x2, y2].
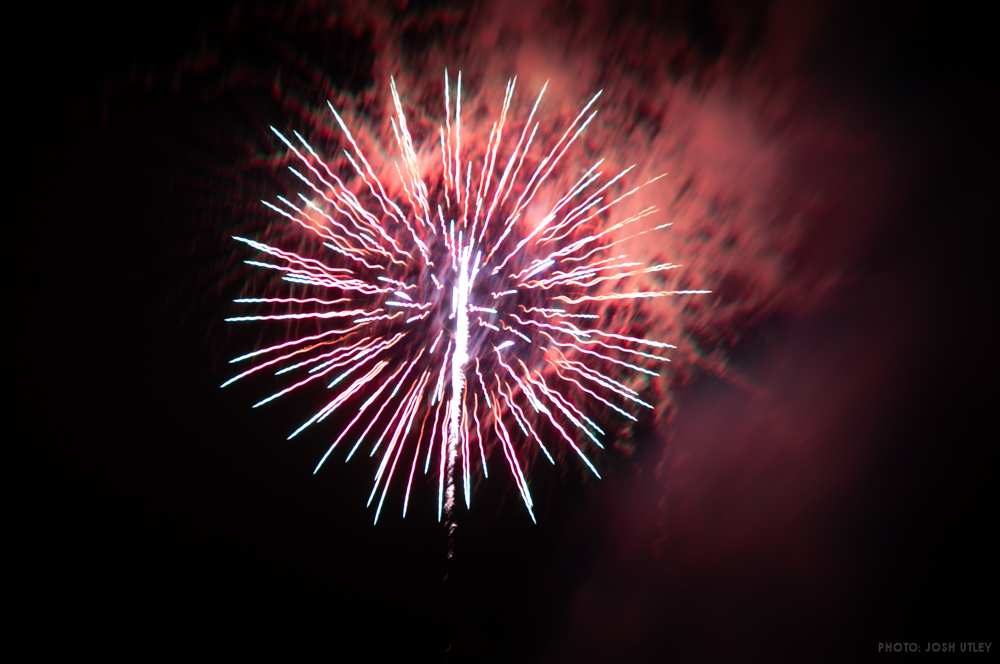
[223, 70, 709, 525]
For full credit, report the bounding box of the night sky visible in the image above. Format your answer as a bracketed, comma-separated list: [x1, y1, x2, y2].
[14, 1, 994, 660]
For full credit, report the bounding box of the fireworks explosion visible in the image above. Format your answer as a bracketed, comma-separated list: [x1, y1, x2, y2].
[223, 71, 708, 525]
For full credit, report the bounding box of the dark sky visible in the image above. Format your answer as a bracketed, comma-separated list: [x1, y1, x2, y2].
[14, 1, 994, 660]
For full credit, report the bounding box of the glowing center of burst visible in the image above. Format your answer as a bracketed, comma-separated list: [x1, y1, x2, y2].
[453, 249, 471, 369]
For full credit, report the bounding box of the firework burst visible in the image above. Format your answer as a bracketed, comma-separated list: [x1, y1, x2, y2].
[223, 71, 708, 525]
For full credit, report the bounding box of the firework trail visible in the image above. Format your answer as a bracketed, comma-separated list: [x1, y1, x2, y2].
[223, 71, 708, 528]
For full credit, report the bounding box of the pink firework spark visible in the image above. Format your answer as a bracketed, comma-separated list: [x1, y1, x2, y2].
[223, 71, 708, 525]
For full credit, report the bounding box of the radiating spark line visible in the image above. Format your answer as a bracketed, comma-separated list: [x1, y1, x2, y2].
[252, 333, 404, 409]
[374, 370, 433, 524]
[552, 289, 712, 304]
[287, 360, 389, 440]
[402, 404, 433, 518]
[313, 361, 409, 473]
[343, 350, 423, 463]
[225, 308, 380, 323]
[277, 335, 377, 375]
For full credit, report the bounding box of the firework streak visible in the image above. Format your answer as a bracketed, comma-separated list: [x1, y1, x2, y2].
[223, 72, 708, 525]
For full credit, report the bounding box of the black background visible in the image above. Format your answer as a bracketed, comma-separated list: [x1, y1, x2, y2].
[14, 1, 994, 660]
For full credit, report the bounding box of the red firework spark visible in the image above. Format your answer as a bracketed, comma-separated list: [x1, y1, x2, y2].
[223, 71, 708, 524]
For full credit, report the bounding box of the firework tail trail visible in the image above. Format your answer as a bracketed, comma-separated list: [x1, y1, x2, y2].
[444, 241, 472, 558]
[223, 69, 710, 540]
